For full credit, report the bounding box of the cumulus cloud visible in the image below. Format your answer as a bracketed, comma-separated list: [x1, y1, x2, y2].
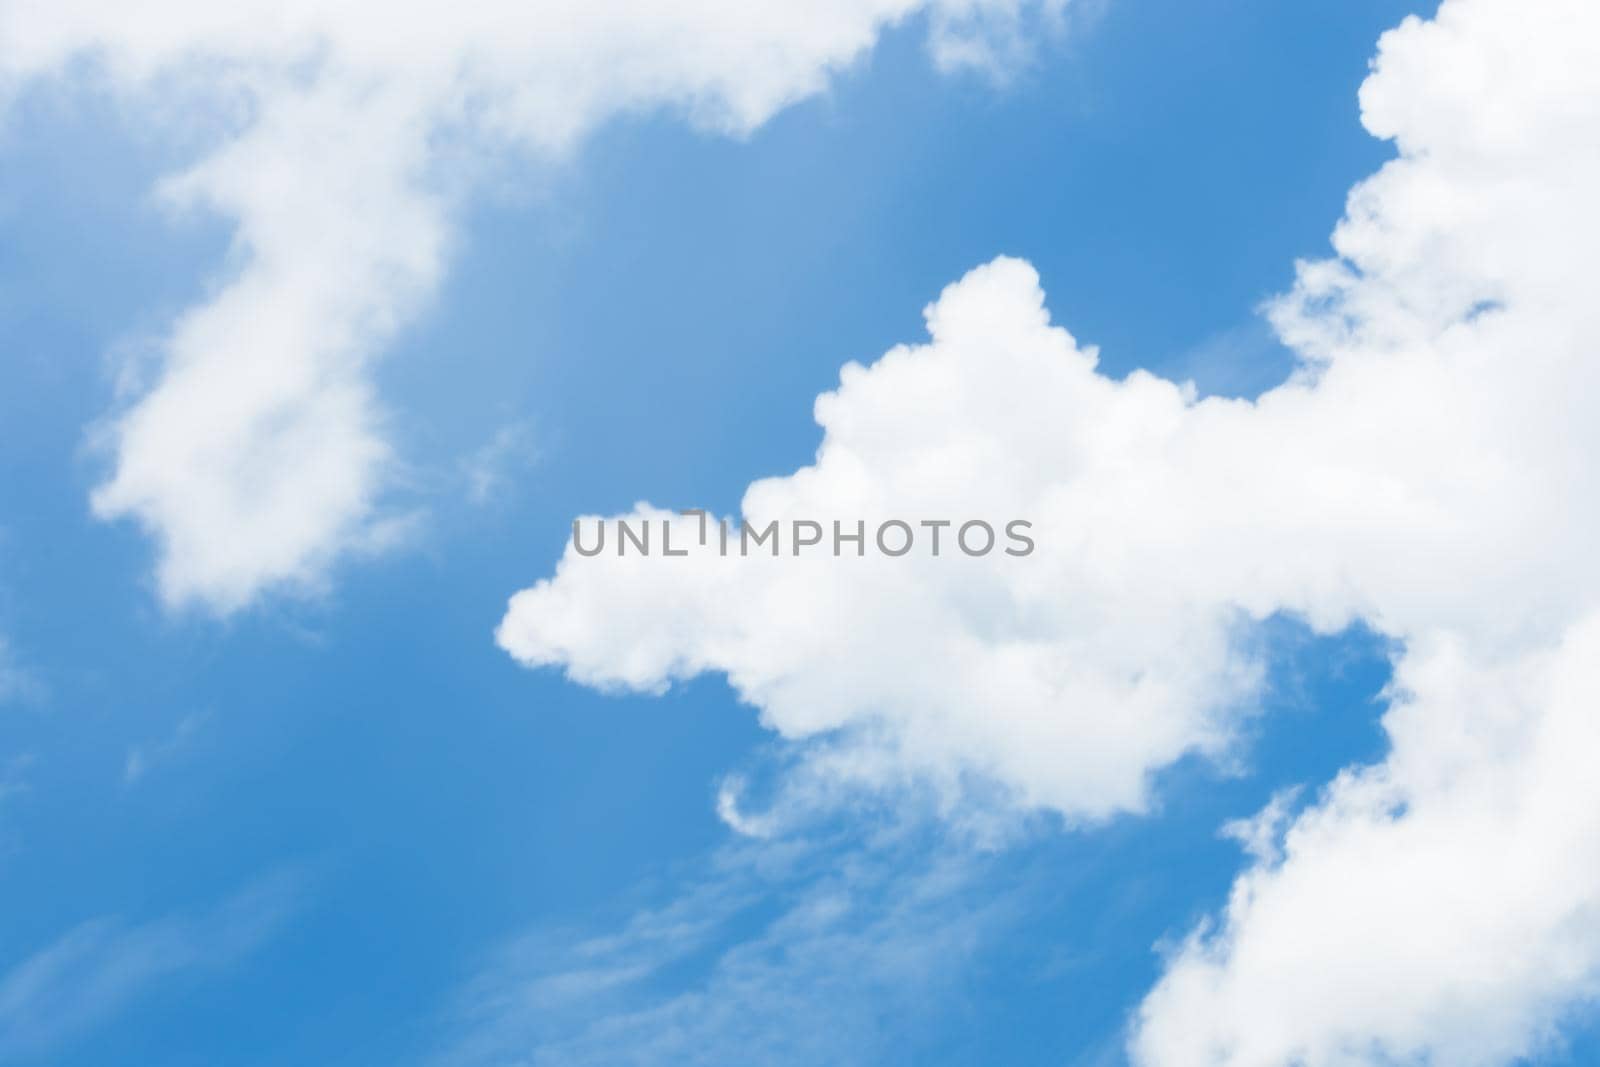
[1133, 622, 1600, 1067]
[498, 0, 1600, 1060]
[0, 0, 1065, 612]
[1129, 1, 1600, 1062]
[498, 264, 1265, 819]
[499, 214, 1598, 821]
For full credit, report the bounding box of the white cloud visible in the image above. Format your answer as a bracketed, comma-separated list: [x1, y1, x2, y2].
[1129, 1, 1600, 1062]
[497, 265, 1265, 820]
[497, 0, 1600, 1059]
[0, 0, 1067, 613]
[1133, 621, 1600, 1067]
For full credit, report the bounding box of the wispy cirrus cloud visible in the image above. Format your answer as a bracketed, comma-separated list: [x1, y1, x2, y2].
[122, 709, 207, 786]
[434, 806, 1021, 1067]
[0, 871, 305, 1062]
[461, 420, 541, 507]
[0, 638, 38, 707]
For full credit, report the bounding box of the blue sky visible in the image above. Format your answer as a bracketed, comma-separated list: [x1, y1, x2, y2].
[6, 1, 1600, 1064]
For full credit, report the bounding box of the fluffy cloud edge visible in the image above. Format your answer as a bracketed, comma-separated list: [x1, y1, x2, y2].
[0, 0, 1072, 613]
